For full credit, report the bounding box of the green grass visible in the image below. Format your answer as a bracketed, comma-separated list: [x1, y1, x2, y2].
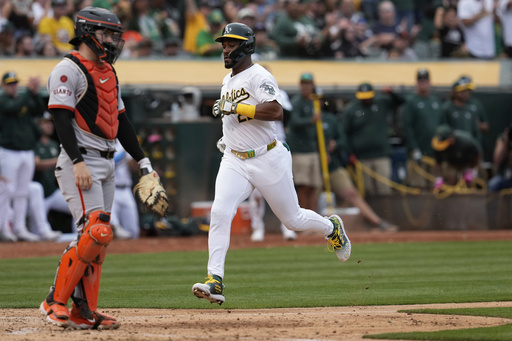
[365, 307, 512, 340]
[2, 240, 511, 340]
[1, 240, 511, 310]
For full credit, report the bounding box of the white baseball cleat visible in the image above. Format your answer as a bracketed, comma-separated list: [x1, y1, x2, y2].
[192, 274, 225, 305]
[15, 229, 41, 242]
[0, 229, 17, 242]
[40, 229, 62, 241]
[280, 224, 297, 241]
[112, 224, 132, 239]
[250, 228, 264, 242]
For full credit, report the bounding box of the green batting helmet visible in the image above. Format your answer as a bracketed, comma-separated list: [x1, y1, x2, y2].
[215, 22, 255, 63]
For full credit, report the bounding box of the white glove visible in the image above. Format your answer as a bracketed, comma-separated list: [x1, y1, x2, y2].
[212, 98, 237, 117]
[216, 137, 226, 153]
[212, 99, 220, 117]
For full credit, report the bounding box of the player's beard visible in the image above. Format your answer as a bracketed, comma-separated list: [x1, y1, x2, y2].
[224, 53, 236, 69]
[224, 59, 236, 69]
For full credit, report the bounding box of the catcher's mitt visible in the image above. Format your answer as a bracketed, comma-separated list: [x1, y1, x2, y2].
[133, 170, 168, 216]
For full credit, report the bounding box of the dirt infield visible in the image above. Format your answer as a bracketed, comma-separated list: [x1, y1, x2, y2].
[2, 302, 512, 341]
[2, 230, 512, 341]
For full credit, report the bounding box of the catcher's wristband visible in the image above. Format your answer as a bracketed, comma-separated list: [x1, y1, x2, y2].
[236, 103, 256, 118]
[138, 157, 153, 173]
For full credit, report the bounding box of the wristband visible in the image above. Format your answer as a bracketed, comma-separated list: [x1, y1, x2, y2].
[72, 156, 84, 165]
[138, 157, 153, 173]
[236, 103, 256, 118]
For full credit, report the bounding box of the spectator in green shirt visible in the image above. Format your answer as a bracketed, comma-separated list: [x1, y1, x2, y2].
[271, 0, 323, 58]
[322, 111, 399, 232]
[401, 68, 443, 189]
[459, 75, 489, 136]
[341, 82, 404, 196]
[286, 72, 322, 212]
[439, 76, 483, 147]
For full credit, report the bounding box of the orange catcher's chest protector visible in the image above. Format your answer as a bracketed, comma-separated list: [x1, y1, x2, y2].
[66, 51, 119, 140]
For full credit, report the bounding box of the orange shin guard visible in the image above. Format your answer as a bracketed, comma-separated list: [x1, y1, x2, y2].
[53, 211, 112, 306]
[53, 248, 88, 305]
[81, 248, 106, 313]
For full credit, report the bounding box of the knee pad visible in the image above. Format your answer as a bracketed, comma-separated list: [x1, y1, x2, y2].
[76, 211, 112, 263]
[53, 211, 112, 306]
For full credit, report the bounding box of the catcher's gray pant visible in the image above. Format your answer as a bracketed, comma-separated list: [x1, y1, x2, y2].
[208, 141, 333, 278]
[55, 149, 115, 233]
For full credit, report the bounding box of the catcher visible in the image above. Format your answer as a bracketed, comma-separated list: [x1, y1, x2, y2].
[40, 7, 167, 330]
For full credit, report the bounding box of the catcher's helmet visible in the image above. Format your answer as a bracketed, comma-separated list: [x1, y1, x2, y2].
[215, 23, 255, 63]
[69, 7, 125, 64]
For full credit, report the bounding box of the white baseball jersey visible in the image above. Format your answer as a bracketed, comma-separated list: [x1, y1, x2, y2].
[220, 63, 281, 152]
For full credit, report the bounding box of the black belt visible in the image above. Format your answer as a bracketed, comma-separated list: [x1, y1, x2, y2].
[116, 185, 130, 189]
[79, 147, 115, 160]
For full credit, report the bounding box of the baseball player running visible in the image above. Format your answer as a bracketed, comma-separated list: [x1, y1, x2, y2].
[192, 23, 351, 305]
[40, 7, 167, 330]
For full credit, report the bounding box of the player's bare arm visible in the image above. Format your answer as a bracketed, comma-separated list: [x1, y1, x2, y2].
[252, 100, 283, 121]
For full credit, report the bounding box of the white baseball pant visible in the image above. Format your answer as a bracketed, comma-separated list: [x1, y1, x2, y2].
[208, 141, 333, 278]
[110, 186, 140, 238]
[0, 147, 35, 235]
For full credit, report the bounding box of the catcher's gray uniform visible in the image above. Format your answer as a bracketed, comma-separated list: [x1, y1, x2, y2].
[47, 55, 119, 229]
[40, 7, 164, 331]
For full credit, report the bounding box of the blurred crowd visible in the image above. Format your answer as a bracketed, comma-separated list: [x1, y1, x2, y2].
[1, 0, 511, 60]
